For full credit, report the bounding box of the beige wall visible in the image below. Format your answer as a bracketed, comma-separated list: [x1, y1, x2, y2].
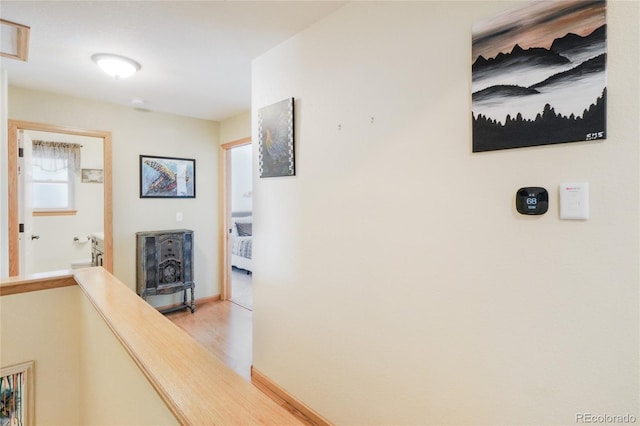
[6, 87, 221, 303]
[1, 285, 178, 425]
[77, 294, 177, 425]
[1, 286, 82, 424]
[220, 110, 251, 144]
[252, 1, 639, 424]
[0, 69, 8, 277]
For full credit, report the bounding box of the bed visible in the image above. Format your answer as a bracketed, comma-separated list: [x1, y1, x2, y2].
[230, 214, 252, 273]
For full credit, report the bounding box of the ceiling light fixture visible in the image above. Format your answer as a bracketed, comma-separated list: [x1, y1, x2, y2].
[91, 53, 140, 79]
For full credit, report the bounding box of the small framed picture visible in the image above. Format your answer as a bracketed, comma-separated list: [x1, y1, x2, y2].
[81, 168, 104, 183]
[1, 361, 35, 426]
[140, 155, 196, 198]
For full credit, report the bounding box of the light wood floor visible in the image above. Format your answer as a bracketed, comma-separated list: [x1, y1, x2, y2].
[167, 300, 253, 380]
[166, 300, 317, 425]
[230, 267, 252, 309]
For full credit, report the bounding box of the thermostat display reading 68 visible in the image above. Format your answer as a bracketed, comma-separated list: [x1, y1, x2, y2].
[516, 187, 548, 215]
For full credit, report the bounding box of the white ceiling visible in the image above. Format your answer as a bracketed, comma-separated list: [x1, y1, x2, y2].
[0, 1, 346, 121]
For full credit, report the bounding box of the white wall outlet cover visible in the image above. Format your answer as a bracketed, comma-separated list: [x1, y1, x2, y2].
[560, 182, 589, 220]
[176, 211, 183, 222]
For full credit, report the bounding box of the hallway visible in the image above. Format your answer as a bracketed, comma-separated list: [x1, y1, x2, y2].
[167, 300, 252, 380]
[166, 301, 317, 425]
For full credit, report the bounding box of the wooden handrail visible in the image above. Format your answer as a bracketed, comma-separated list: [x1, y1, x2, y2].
[2, 268, 303, 425]
[0, 269, 76, 296]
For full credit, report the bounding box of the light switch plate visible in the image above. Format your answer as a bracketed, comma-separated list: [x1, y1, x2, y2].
[560, 182, 589, 220]
[176, 211, 183, 222]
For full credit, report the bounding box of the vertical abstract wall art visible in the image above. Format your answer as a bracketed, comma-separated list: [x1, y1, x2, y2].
[258, 98, 295, 178]
[472, 0, 607, 152]
[1, 362, 34, 426]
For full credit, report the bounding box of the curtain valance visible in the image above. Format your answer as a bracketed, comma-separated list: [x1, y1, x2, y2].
[32, 140, 82, 173]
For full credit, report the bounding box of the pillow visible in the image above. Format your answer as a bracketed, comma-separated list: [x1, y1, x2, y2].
[230, 215, 252, 236]
[235, 222, 252, 237]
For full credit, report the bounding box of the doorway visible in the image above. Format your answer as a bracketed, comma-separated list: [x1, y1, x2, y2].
[221, 138, 252, 309]
[8, 120, 113, 276]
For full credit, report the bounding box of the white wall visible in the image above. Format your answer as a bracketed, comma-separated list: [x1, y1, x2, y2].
[252, 1, 639, 424]
[231, 144, 252, 213]
[25, 131, 103, 273]
[7, 87, 221, 303]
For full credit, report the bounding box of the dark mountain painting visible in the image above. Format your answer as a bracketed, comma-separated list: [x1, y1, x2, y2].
[472, 1, 607, 152]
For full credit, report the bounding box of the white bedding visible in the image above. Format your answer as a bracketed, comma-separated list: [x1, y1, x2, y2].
[231, 251, 252, 272]
[230, 216, 252, 273]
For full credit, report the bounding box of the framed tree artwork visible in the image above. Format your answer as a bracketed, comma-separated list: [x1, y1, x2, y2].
[472, 0, 607, 152]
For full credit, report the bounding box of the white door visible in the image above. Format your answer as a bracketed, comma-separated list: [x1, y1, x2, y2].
[18, 130, 36, 274]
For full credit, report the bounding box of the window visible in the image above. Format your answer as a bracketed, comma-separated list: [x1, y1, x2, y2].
[31, 140, 81, 213]
[32, 165, 74, 210]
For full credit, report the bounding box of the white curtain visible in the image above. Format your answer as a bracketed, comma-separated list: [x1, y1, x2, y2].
[32, 140, 82, 173]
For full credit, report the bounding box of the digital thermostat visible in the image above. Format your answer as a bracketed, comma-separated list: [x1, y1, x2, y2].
[516, 187, 548, 215]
